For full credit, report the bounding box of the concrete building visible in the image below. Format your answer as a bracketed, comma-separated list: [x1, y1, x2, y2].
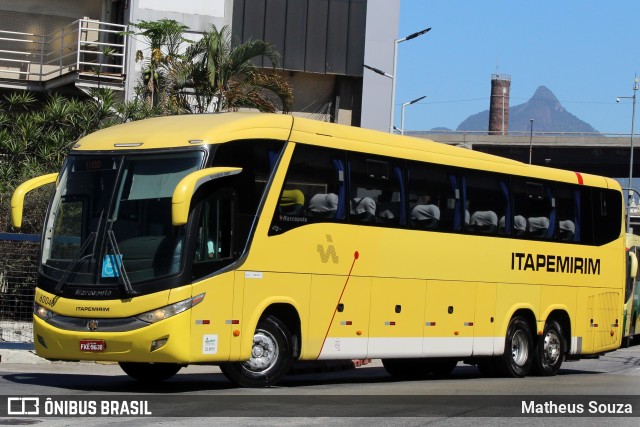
[0, 0, 398, 131]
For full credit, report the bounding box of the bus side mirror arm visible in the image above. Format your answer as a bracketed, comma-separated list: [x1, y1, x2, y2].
[171, 167, 242, 226]
[11, 173, 58, 228]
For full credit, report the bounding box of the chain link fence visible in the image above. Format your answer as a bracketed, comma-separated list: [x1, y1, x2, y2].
[0, 233, 39, 343]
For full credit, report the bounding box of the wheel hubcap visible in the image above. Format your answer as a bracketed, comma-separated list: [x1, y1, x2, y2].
[243, 330, 279, 374]
[511, 330, 529, 367]
[543, 330, 561, 365]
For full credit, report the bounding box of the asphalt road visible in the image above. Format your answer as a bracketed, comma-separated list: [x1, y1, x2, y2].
[0, 345, 639, 426]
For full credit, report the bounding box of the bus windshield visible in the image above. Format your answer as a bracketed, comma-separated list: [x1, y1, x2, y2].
[41, 151, 204, 287]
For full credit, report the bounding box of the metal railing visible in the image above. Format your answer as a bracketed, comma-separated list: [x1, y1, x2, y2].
[0, 19, 127, 84]
[0, 233, 39, 343]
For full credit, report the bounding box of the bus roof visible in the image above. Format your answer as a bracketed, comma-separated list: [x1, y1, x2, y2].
[72, 112, 619, 190]
[73, 113, 295, 151]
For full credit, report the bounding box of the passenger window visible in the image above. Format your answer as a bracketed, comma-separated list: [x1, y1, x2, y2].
[465, 171, 509, 235]
[512, 179, 556, 239]
[349, 154, 404, 225]
[407, 162, 452, 230]
[192, 188, 237, 280]
[593, 188, 623, 245]
[557, 184, 579, 242]
[269, 144, 346, 235]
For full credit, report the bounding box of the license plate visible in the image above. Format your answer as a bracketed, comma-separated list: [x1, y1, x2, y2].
[79, 339, 105, 352]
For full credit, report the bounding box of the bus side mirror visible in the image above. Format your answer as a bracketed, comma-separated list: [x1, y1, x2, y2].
[629, 251, 638, 280]
[171, 167, 242, 226]
[11, 173, 58, 228]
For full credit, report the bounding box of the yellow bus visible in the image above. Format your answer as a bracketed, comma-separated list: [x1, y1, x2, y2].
[623, 233, 640, 347]
[11, 113, 626, 387]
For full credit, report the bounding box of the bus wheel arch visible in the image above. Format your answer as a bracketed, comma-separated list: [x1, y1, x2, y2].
[220, 305, 300, 387]
[532, 310, 569, 376]
[260, 303, 301, 358]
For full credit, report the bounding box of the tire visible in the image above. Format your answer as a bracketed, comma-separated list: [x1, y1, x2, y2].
[220, 315, 294, 387]
[496, 316, 533, 378]
[532, 320, 565, 376]
[119, 362, 182, 383]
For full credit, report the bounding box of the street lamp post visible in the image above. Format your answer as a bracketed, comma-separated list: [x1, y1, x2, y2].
[389, 27, 431, 133]
[528, 119, 534, 164]
[400, 95, 426, 135]
[617, 76, 639, 233]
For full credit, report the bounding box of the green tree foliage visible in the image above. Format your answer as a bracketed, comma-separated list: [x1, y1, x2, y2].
[0, 89, 156, 234]
[1, 21, 294, 233]
[130, 21, 293, 114]
[180, 25, 293, 113]
[127, 19, 191, 111]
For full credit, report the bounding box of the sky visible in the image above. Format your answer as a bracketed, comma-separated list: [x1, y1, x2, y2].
[395, 1, 640, 134]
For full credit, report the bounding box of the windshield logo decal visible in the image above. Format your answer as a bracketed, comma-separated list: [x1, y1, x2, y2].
[101, 254, 122, 278]
[317, 235, 339, 264]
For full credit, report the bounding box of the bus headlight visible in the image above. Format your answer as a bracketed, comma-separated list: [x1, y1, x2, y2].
[135, 293, 205, 324]
[34, 303, 56, 320]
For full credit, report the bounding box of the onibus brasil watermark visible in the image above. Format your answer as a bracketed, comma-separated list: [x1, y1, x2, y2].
[7, 397, 151, 416]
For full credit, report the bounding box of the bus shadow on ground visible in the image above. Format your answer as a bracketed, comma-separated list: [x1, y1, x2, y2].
[1, 363, 604, 393]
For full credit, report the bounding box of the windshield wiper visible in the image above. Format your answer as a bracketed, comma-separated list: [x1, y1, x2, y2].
[106, 229, 137, 296]
[54, 231, 97, 293]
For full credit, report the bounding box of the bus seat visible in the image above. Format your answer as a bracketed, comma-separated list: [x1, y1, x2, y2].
[411, 203, 440, 229]
[308, 193, 338, 218]
[351, 197, 376, 223]
[513, 215, 527, 235]
[279, 189, 305, 215]
[528, 216, 549, 237]
[559, 219, 575, 241]
[377, 201, 401, 225]
[469, 210, 498, 233]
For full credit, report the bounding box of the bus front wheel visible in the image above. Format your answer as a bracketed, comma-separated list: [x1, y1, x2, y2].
[119, 362, 182, 383]
[497, 316, 533, 378]
[532, 320, 565, 376]
[220, 315, 294, 387]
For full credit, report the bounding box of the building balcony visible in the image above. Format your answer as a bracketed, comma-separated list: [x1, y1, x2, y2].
[0, 18, 127, 92]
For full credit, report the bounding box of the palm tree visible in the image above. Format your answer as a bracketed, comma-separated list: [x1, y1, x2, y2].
[182, 25, 293, 113]
[128, 19, 190, 108]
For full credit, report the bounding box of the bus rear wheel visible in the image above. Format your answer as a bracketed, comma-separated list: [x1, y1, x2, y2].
[496, 316, 533, 378]
[119, 362, 182, 383]
[220, 315, 294, 387]
[532, 320, 565, 376]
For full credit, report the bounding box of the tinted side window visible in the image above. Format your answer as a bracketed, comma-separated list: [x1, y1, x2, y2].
[191, 188, 237, 281]
[348, 154, 405, 226]
[407, 162, 456, 231]
[556, 184, 580, 242]
[593, 188, 623, 245]
[512, 179, 556, 239]
[269, 144, 346, 235]
[466, 171, 510, 235]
